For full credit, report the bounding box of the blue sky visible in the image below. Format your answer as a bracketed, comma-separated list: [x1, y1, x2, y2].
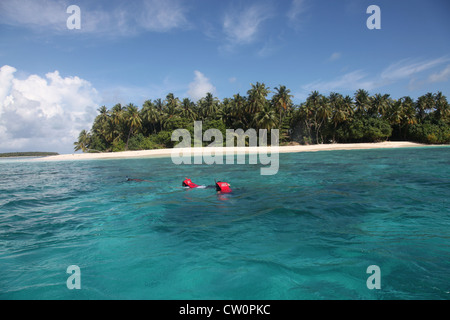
[0, 0, 449, 153]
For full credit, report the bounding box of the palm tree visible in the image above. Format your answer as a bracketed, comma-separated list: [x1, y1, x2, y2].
[152, 98, 165, 132]
[228, 93, 247, 128]
[165, 93, 180, 115]
[370, 93, 391, 118]
[416, 92, 434, 121]
[254, 103, 278, 145]
[199, 92, 219, 120]
[434, 91, 449, 121]
[329, 93, 346, 141]
[272, 85, 293, 129]
[141, 100, 160, 134]
[160, 94, 182, 130]
[387, 96, 418, 140]
[180, 98, 197, 121]
[97, 106, 109, 123]
[354, 89, 371, 117]
[111, 103, 124, 123]
[401, 96, 416, 126]
[90, 105, 110, 148]
[217, 98, 232, 125]
[304, 91, 329, 143]
[316, 95, 331, 143]
[103, 117, 118, 147]
[73, 129, 91, 152]
[298, 100, 314, 144]
[255, 103, 278, 129]
[387, 99, 404, 139]
[247, 82, 270, 114]
[124, 103, 142, 150]
[111, 103, 125, 142]
[154, 98, 164, 112]
[388, 99, 403, 125]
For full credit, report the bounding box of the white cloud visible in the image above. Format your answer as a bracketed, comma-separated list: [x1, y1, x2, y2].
[0, 0, 68, 31]
[0, 65, 16, 104]
[100, 76, 187, 107]
[428, 64, 450, 83]
[287, 0, 308, 22]
[0, 0, 189, 36]
[222, 3, 272, 49]
[380, 57, 450, 81]
[328, 52, 342, 62]
[257, 38, 281, 58]
[137, 0, 189, 32]
[0, 65, 99, 154]
[302, 70, 378, 93]
[187, 71, 216, 101]
[302, 56, 450, 95]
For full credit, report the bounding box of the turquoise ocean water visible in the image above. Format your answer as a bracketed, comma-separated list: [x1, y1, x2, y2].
[0, 147, 449, 300]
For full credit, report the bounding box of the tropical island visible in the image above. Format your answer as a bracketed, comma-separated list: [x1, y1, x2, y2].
[0, 152, 59, 158]
[74, 85, 450, 153]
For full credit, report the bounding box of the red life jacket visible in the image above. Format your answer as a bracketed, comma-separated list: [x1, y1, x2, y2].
[182, 178, 198, 188]
[216, 181, 232, 193]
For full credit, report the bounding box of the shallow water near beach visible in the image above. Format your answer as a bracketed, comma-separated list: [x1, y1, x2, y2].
[0, 147, 449, 299]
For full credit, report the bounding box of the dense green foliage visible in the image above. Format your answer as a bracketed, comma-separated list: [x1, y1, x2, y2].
[0, 152, 59, 157]
[74, 85, 450, 152]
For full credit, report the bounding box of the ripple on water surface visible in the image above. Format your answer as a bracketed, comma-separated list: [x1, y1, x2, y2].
[0, 147, 449, 299]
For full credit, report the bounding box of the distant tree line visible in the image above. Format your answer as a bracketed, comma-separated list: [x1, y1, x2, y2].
[74, 84, 450, 152]
[0, 152, 59, 157]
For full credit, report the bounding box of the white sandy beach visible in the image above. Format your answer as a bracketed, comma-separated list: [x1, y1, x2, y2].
[31, 141, 433, 162]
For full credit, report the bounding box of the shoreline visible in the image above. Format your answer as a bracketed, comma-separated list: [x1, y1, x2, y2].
[29, 141, 446, 162]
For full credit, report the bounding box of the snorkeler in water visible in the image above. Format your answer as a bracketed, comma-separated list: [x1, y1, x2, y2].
[182, 178, 199, 188]
[215, 181, 232, 193]
[182, 178, 232, 193]
[126, 176, 154, 182]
